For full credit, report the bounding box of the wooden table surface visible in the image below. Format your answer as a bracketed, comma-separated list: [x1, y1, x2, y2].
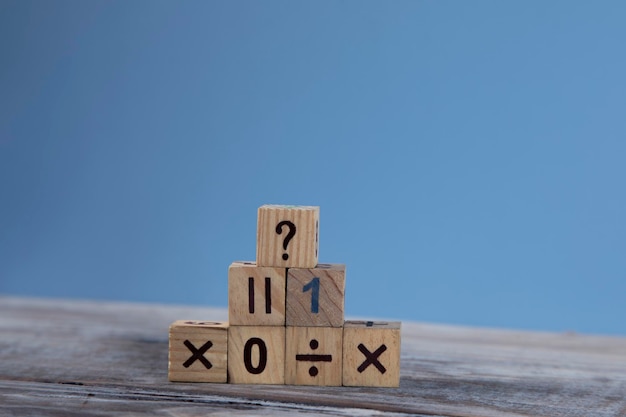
[1, 296, 625, 417]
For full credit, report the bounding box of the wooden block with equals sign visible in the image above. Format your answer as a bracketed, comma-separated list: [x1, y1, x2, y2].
[228, 261, 286, 326]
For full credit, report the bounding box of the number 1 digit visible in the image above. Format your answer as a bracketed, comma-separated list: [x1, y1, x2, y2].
[302, 277, 320, 313]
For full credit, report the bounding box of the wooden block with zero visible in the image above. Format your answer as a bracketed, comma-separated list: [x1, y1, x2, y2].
[227, 325, 285, 384]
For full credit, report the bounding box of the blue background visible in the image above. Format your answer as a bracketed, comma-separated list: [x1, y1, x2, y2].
[1, 1, 625, 335]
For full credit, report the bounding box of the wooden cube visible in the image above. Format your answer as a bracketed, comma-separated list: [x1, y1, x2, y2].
[228, 261, 286, 326]
[227, 326, 285, 384]
[168, 320, 228, 383]
[342, 321, 401, 387]
[285, 326, 343, 386]
[256, 205, 319, 268]
[286, 264, 345, 327]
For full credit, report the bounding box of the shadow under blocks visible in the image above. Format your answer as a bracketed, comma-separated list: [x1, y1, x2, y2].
[168, 204, 401, 387]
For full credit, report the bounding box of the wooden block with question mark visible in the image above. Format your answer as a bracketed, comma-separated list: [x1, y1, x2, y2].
[256, 205, 320, 268]
[228, 261, 286, 326]
[286, 263, 345, 327]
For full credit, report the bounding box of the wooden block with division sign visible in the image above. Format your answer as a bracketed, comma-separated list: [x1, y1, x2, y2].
[227, 325, 285, 384]
[286, 264, 345, 327]
[168, 320, 228, 383]
[285, 326, 343, 386]
[342, 320, 401, 387]
[256, 205, 319, 268]
[228, 261, 286, 326]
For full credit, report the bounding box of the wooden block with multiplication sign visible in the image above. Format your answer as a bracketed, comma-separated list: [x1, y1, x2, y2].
[168, 320, 228, 383]
[285, 326, 343, 386]
[228, 326, 285, 384]
[228, 261, 286, 326]
[286, 264, 345, 327]
[342, 321, 401, 387]
[256, 205, 319, 268]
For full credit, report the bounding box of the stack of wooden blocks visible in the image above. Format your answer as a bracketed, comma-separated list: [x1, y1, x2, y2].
[169, 204, 401, 387]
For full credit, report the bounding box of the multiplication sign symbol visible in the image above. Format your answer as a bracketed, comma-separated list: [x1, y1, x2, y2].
[295, 339, 331, 377]
[182, 340, 213, 369]
[357, 343, 387, 374]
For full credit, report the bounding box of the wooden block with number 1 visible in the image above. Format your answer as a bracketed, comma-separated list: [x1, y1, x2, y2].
[256, 205, 319, 268]
[286, 264, 345, 327]
[342, 321, 401, 387]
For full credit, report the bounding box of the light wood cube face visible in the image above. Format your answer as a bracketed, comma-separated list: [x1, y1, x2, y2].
[285, 326, 343, 386]
[342, 321, 401, 387]
[256, 205, 319, 268]
[286, 264, 345, 327]
[168, 320, 228, 383]
[228, 261, 286, 326]
[227, 326, 285, 384]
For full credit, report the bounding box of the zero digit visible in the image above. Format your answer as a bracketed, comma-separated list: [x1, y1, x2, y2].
[243, 337, 267, 374]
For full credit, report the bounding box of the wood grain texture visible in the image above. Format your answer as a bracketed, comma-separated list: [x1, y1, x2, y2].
[286, 264, 345, 327]
[1, 295, 626, 416]
[228, 261, 286, 326]
[342, 321, 401, 387]
[228, 325, 285, 385]
[256, 205, 320, 268]
[285, 326, 343, 386]
[168, 320, 228, 383]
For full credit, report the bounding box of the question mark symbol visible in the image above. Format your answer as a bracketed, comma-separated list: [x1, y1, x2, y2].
[276, 220, 296, 261]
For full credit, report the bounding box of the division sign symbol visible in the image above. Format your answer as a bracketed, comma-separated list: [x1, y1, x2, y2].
[295, 339, 332, 377]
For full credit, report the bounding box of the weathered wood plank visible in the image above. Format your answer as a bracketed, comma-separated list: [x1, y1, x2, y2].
[0, 296, 625, 417]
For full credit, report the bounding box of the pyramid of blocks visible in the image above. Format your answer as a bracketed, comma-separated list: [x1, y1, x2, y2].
[168, 204, 401, 387]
